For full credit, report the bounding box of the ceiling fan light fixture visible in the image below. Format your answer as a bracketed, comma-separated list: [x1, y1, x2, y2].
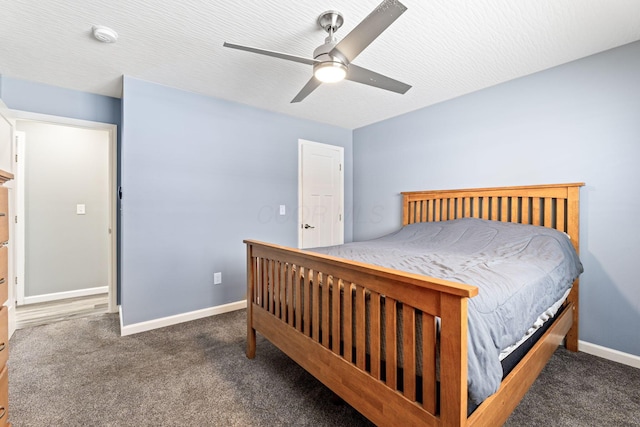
[314, 62, 347, 83]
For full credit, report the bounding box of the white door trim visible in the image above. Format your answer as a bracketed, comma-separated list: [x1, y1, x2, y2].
[14, 132, 25, 305]
[0, 101, 17, 337]
[9, 109, 118, 313]
[298, 139, 344, 249]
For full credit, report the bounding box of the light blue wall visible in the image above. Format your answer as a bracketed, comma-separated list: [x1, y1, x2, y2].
[120, 77, 352, 325]
[353, 41, 640, 357]
[0, 76, 121, 125]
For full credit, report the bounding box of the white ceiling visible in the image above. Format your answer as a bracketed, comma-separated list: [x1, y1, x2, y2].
[1, 0, 639, 129]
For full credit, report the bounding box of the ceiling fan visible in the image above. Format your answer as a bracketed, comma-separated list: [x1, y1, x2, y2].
[223, 0, 411, 103]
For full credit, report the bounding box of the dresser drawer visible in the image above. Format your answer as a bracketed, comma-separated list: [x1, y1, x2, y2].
[0, 365, 7, 425]
[0, 246, 6, 306]
[0, 247, 6, 306]
[0, 187, 7, 244]
[0, 308, 6, 369]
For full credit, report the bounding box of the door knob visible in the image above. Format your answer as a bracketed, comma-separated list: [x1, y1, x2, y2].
[303, 224, 315, 229]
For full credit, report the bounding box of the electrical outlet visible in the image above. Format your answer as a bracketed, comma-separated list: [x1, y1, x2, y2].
[214, 272, 222, 285]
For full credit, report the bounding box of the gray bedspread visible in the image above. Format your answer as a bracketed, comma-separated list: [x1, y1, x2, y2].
[309, 218, 583, 404]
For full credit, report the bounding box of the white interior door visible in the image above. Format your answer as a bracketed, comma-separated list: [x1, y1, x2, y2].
[298, 139, 344, 249]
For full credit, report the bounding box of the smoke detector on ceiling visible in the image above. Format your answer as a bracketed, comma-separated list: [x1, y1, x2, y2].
[92, 25, 118, 43]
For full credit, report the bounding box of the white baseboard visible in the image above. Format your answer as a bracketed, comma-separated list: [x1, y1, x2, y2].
[119, 300, 247, 337]
[579, 340, 640, 369]
[6, 303, 16, 339]
[22, 286, 108, 305]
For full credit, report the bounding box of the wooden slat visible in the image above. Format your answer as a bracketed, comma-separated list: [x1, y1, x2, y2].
[499, 197, 507, 222]
[544, 197, 553, 227]
[491, 197, 499, 221]
[355, 285, 366, 370]
[415, 202, 421, 226]
[421, 201, 428, 222]
[331, 278, 341, 353]
[402, 305, 416, 401]
[422, 312, 437, 414]
[271, 260, 278, 314]
[385, 297, 397, 389]
[295, 265, 303, 332]
[456, 197, 463, 219]
[343, 283, 353, 361]
[287, 263, 294, 326]
[472, 197, 479, 218]
[280, 262, 287, 321]
[557, 200, 566, 233]
[312, 271, 320, 342]
[322, 275, 331, 348]
[434, 199, 441, 221]
[370, 293, 381, 379]
[521, 197, 530, 224]
[442, 198, 449, 220]
[261, 259, 268, 309]
[274, 261, 281, 318]
[481, 197, 489, 220]
[464, 197, 471, 217]
[303, 268, 311, 336]
[511, 197, 519, 223]
[532, 198, 541, 226]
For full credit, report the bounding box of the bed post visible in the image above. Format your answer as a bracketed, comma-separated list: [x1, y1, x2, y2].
[246, 243, 256, 359]
[439, 294, 468, 426]
[565, 184, 582, 352]
[402, 193, 410, 226]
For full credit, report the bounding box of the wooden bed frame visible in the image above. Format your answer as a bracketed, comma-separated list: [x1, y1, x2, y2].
[244, 183, 584, 426]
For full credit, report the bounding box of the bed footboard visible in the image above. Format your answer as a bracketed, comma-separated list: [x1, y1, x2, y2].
[245, 239, 478, 426]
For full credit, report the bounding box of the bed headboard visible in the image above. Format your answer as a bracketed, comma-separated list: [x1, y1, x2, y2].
[402, 183, 585, 253]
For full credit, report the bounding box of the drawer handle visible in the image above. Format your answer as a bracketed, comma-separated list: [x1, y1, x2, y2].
[0, 213, 5, 216]
[0, 406, 5, 419]
[0, 278, 4, 285]
[0, 343, 5, 352]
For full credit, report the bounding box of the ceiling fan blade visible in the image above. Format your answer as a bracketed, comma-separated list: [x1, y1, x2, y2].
[291, 77, 322, 103]
[346, 64, 411, 94]
[331, 0, 407, 64]
[223, 42, 318, 66]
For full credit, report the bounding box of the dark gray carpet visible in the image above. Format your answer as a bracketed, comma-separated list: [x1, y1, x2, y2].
[8, 310, 640, 426]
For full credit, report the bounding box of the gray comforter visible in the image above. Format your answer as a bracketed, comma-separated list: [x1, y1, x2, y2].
[309, 218, 583, 404]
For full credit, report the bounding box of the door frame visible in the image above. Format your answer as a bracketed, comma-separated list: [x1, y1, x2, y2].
[9, 109, 118, 314]
[298, 139, 344, 248]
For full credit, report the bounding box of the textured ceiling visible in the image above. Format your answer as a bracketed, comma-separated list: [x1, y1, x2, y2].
[1, 0, 639, 129]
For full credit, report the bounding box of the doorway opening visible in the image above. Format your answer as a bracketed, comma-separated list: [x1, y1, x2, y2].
[11, 112, 117, 330]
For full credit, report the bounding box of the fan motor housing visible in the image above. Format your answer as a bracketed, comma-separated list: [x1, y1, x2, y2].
[313, 41, 347, 65]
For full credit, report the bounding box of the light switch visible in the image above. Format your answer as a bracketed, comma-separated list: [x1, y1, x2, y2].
[76, 204, 86, 215]
[279, 205, 286, 215]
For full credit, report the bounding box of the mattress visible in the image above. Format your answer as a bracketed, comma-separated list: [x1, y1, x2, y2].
[309, 218, 584, 404]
